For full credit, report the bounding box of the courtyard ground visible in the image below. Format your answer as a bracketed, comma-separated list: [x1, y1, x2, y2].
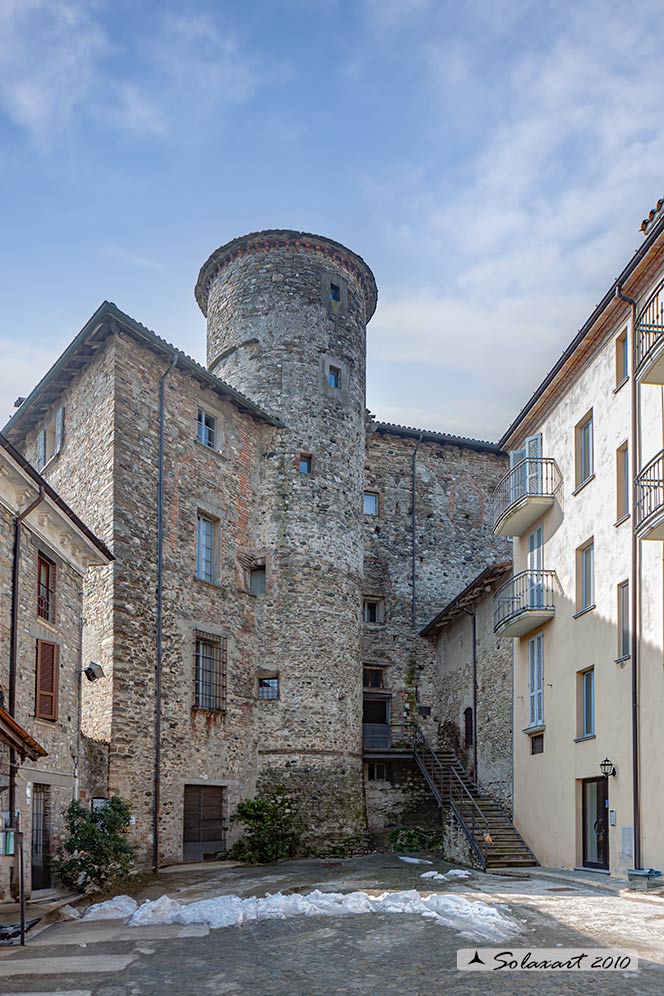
[1, 853, 663, 995]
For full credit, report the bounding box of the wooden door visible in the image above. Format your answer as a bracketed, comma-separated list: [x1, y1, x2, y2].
[183, 785, 225, 862]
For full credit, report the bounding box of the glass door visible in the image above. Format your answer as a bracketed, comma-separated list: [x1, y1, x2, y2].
[582, 776, 609, 870]
[528, 525, 544, 608]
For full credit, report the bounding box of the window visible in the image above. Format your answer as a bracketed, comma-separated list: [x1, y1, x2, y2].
[196, 514, 217, 583]
[194, 634, 226, 711]
[464, 707, 474, 748]
[367, 762, 389, 781]
[37, 555, 55, 623]
[575, 410, 594, 488]
[616, 442, 629, 520]
[531, 733, 544, 755]
[330, 283, 341, 303]
[35, 639, 58, 721]
[363, 597, 384, 625]
[579, 668, 595, 737]
[249, 566, 266, 595]
[528, 633, 544, 727]
[36, 406, 65, 471]
[618, 580, 630, 659]
[576, 539, 594, 612]
[363, 492, 379, 515]
[197, 409, 216, 449]
[363, 667, 384, 688]
[258, 675, 279, 700]
[328, 365, 341, 389]
[298, 453, 312, 474]
[616, 328, 629, 386]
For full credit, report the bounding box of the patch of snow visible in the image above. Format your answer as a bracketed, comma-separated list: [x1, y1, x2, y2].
[420, 871, 447, 881]
[446, 869, 473, 879]
[117, 888, 519, 942]
[83, 895, 138, 920]
[398, 856, 433, 865]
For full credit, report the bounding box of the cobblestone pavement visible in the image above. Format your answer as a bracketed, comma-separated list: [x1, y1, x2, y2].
[1, 854, 663, 995]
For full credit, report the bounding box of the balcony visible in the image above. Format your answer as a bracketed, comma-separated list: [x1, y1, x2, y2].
[636, 449, 664, 540]
[635, 281, 664, 383]
[493, 458, 562, 537]
[363, 723, 415, 757]
[493, 570, 558, 638]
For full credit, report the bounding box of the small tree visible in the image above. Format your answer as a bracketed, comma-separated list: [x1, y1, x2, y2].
[51, 796, 135, 891]
[228, 788, 300, 864]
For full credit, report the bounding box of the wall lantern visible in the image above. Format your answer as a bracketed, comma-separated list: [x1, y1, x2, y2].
[600, 758, 617, 777]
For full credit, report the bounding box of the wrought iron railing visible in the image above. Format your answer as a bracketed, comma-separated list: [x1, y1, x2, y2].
[37, 584, 55, 622]
[493, 569, 558, 633]
[636, 449, 664, 532]
[492, 458, 562, 530]
[635, 280, 664, 373]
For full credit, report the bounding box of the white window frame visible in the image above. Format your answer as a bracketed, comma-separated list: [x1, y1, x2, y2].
[197, 408, 217, 449]
[581, 542, 594, 610]
[582, 668, 595, 737]
[196, 513, 217, 584]
[528, 633, 544, 727]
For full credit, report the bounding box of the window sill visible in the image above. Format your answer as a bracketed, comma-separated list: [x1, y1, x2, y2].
[193, 577, 222, 590]
[35, 616, 59, 634]
[572, 474, 595, 496]
[191, 707, 226, 715]
[613, 376, 629, 394]
[614, 513, 630, 528]
[523, 724, 545, 736]
[364, 623, 386, 629]
[573, 604, 596, 619]
[194, 440, 225, 459]
[574, 734, 596, 743]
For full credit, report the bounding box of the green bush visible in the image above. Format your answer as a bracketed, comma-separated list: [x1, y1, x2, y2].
[228, 789, 300, 864]
[388, 825, 439, 853]
[51, 796, 135, 891]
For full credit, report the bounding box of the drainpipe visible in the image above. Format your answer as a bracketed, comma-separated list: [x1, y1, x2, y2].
[616, 283, 641, 870]
[8, 488, 45, 823]
[411, 432, 423, 629]
[153, 356, 177, 872]
[462, 608, 478, 784]
[74, 588, 84, 801]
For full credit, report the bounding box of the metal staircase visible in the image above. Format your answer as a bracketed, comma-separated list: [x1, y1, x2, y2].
[412, 728, 537, 871]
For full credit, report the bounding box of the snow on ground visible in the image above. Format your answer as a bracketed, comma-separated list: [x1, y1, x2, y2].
[420, 869, 473, 882]
[398, 856, 433, 865]
[84, 888, 520, 942]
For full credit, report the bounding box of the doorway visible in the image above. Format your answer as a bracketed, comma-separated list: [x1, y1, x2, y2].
[183, 785, 225, 862]
[31, 783, 51, 890]
[363, 696, 390, 749]
[582, 776, 609, 870]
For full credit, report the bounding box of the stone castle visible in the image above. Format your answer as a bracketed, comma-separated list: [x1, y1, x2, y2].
[5, 230, 511, 867]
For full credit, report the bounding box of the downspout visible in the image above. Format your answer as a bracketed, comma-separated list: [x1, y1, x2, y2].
[154, 356, 177, 872]
[8, 488, 45, 822]
[74, 588, 84, 801]
[411, 432, 423, 629]
[463, 608, 478, 784]
[616, 283, 641, 870]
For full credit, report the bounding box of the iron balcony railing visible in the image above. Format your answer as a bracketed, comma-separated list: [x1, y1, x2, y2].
[492, 458, 562, 530]
[635, 280, 664, 374]
[636, 449, 664, 533]
[362, 722, 415, 751]
[493, 569, 558, 633]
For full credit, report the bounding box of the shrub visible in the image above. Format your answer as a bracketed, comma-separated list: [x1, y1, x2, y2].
[51, 796, 135, 891]
[228, 789, 300, 864]
[388, 825, 439, 853]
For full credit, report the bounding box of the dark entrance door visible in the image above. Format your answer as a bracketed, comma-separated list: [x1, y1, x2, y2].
[31, 783, 51, 890]
[363, 696, 390, 749]
[582, 776, 609, 870]
[183, 785, 225, 862]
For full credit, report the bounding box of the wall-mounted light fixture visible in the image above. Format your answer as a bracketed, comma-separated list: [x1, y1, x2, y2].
[600, 757, 617, 777]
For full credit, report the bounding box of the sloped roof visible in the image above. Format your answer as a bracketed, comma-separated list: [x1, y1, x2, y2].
[373, 421, 502, 454]
[420, 560, 512, 637]
[3, 301, 284, 441]
[0, 705, 47, 761]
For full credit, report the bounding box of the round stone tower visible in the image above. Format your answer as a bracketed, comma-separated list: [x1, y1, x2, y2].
[195, 231, 377, 852]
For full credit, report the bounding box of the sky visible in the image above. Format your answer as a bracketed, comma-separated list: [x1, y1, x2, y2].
[1, 0, 663, 442]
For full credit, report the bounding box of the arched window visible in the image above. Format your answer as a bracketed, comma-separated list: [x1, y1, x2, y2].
[464, 707, 474, 748]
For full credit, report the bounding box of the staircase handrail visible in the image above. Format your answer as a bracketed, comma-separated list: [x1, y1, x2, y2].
[448, 765, 491, 869]
[412, 726, 446, 805]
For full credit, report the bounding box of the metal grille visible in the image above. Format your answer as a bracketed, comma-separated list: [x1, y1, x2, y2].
[636, 448, 664, 532]
[492, 457, 562, 530]
[194, 634, 226, 712]
[493, 569, 558, 632]
[37, 557, 55, 622]
[635, 280, 664, 372]
[258, 676, 279, 700]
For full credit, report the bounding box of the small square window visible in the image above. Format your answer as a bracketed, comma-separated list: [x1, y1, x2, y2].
[363, 598, 384, 625]
[363, 492, 378, 515]
[363, 666, 384, 688]
[299, 453, 312, 474]
[258, 676, 279, 700]
[328, 365, 341, 389]
[250, 566, 266, 595]
[330, 283, 341, 303]
[197, 409, 216, 449]
[367, 762, 389, 782]
[531, 733, 544, 755]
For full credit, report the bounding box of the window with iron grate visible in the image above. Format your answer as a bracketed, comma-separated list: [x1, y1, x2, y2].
[194, 633, 227, 712]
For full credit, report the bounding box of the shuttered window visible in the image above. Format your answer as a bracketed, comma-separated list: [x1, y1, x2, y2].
[528, 633, 543, 728]
[35, 640, 58, 721]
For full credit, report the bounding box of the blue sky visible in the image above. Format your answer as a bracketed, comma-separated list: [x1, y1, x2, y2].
[1, 0, 663, 440]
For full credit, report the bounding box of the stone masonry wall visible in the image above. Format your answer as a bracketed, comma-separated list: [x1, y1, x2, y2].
[434, 581, 514, 814]
[202, 233, 374, 852]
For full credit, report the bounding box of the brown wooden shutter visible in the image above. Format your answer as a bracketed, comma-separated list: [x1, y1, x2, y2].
[36, 640, 58, 721]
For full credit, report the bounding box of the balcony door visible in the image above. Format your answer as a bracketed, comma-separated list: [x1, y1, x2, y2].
[526, 433, 543, 494]
[528, 525, 544, 608]
[363, 695, 391, 749]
